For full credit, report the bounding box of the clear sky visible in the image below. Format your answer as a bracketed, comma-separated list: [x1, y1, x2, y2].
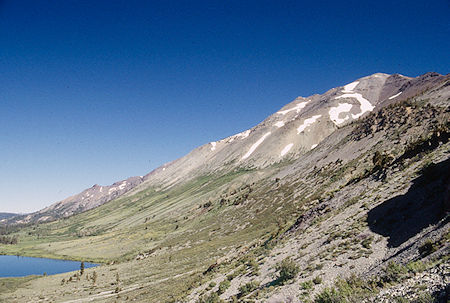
[0, 0, 449, 213]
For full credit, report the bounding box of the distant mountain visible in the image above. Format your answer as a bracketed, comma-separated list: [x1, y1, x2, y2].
[0, 213, 17, 220]
[3, 176, 144, 225]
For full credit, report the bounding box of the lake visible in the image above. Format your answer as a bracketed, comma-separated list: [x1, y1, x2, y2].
[0, 255, 98, 278]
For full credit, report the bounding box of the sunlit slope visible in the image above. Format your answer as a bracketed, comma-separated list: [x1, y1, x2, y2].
[5, 72, 445, 227]
[2, 167, 281, 261]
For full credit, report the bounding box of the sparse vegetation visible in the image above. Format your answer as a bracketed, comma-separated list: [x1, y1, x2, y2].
[217, 280, 230, 294]
[276, 258, 300, 284]
[382, 262, 408, 284]
[312, 276, 322, 285]
[197, 292, 223, 303]
[418, 239, 438, 257]
[238, 281, 260, 297]
[315, 275, 375, 303]
[300, 280, 314, 290]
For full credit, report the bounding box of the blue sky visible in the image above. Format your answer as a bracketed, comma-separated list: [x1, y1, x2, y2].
[0, 0, 449, 213]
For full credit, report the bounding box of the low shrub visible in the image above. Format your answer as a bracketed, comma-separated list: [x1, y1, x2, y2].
[315, 275, 375, 303]
[276, 258, 300, 283]
[406, 261, 426, 274]
[217, 280, 230, 295]
[382, 262, 408, 284]
[238, 281, 260, 297]
[418, 239, 438, 257]
[197, 292, 222, 303]
[313, 276, 322, 285]
[315, 287, 343, 303]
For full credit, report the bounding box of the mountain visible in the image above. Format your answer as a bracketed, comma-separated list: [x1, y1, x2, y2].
[0, 213, 17, 220]
[4, 72, 445, 225]
[2, 176, 144, 225]
[0, 72, 448, 303]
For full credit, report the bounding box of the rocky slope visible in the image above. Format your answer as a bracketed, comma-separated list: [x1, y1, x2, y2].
[0, 72, 448, 303]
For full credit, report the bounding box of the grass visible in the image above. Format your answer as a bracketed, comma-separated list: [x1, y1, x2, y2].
[0, 276, 38, 296]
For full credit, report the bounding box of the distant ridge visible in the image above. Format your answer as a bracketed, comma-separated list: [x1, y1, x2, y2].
[0, 213, 18, 220]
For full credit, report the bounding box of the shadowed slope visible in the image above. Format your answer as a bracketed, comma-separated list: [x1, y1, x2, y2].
[367, 158, 450, 248]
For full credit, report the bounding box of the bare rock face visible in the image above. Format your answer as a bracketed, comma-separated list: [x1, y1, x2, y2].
[3, 72, 447, 225]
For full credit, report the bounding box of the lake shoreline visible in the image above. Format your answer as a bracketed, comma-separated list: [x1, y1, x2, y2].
[0, 255, 99, 278]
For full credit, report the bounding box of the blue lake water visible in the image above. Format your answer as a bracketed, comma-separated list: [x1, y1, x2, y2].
[0, 255, 98, 278]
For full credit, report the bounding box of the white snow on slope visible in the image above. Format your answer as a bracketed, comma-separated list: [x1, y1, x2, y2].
[388, 91, 402, 100]
[242, 132, 271, 160]
[336, 93, 374, 119]
[329, 103, 353, 125]
[297, 115, 322, 134]
[210, 142, 216, 151]
[311, 144, 318, 149]
[343, 81, 359, 92]
[329, 80, 374, 125]
[274, 121, 285, 128]
[280, 143, 294, 156]
[277, 101, 309, 115]
[118, 181, 127, 190]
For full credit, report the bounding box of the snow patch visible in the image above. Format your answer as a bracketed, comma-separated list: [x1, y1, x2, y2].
[335, 93, 374, 119]
[242, 132, 271, 160]
[280, 143, 294, 156]
[297, 115, 322, 134]
[210, 142, 217, 151]
[388, 91, 402, 100]
[329, 103, 353, 125]
[277, 101, 309, 115]
[311, 144, 318, 149]
[343, 81, 359, 93]
[162, 168, 166, 171]
[118, 181, 127, 190]
[274, 121, 285, 128]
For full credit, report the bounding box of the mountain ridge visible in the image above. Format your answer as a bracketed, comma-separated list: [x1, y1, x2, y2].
[2, 72, 447, 226]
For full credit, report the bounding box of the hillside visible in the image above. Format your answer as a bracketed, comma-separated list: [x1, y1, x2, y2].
[3, 72, 445, 226]
[0, 72, 448, 303]
[0, 213, 17, 221]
